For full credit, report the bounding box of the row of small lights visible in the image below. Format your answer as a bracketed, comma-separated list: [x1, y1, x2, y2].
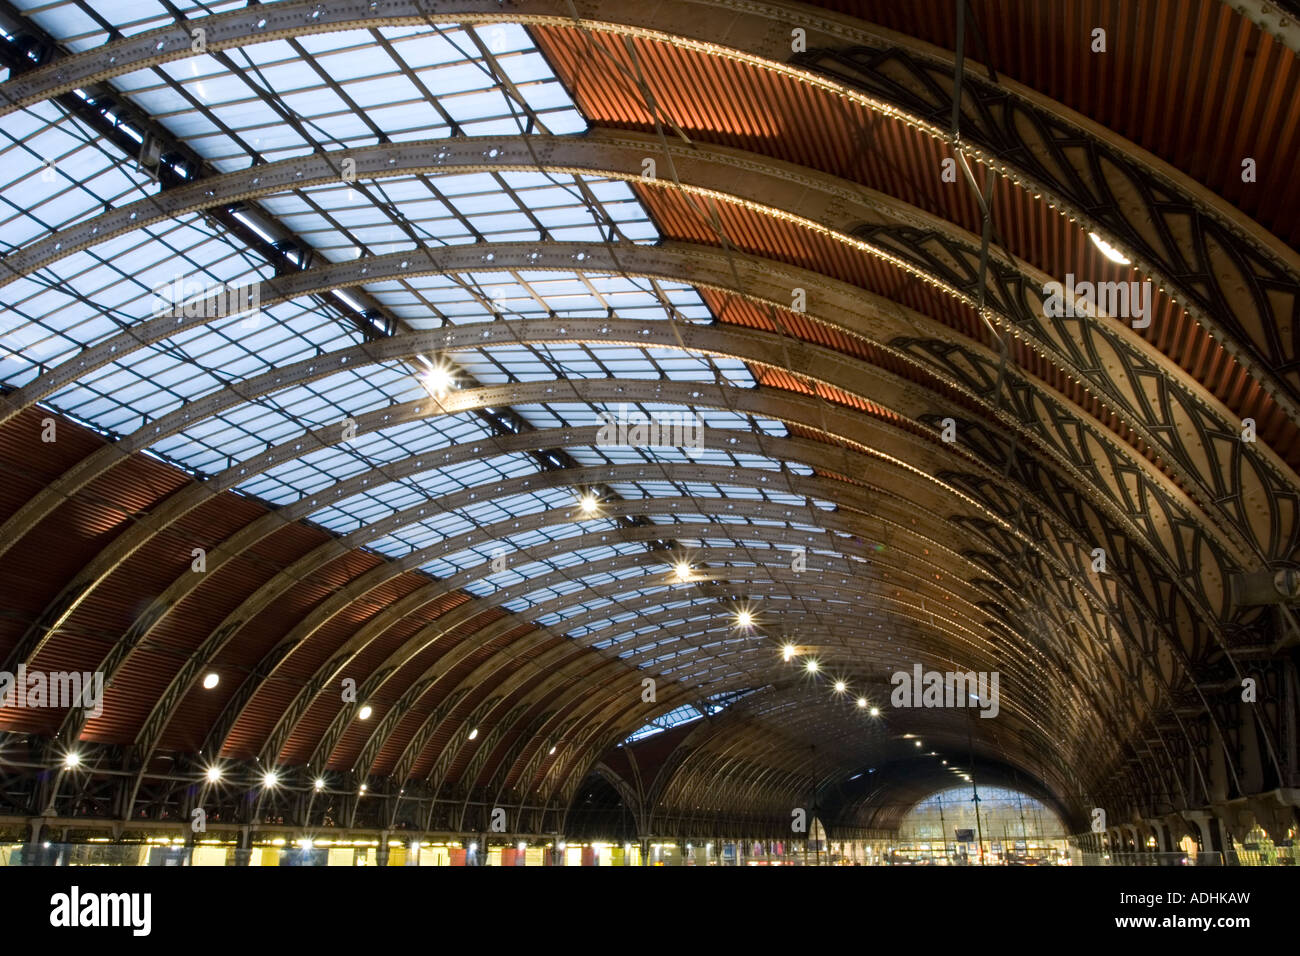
[734, 607, 975, 783]
[58, 751, 571, 792]
[57, 498, 587, 775]
[722, 604, 888, 717]
[598, 504, 975, 780]
[64, 622, 564, 772]
[777, 635, 881, 715]
[61, 493, 964, 781]
[60, 665, 563, 780]
[56, 752, 337, 792]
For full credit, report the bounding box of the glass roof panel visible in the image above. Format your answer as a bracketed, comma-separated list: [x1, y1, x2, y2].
[0, 6, 840, 718]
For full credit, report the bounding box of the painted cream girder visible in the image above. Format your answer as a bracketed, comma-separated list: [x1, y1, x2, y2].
[1, 250, 1252, 682]
[2, 0, 1297, 429]
[2, 259, 1262, 792]
[1233, 0, 1300, 53]
[1, 0, 1293, 814]
[20, 364, 1232, 809]
[4, 130, 1293, 577]
[107, 435, 1146, 813]
[126, 444, 1131, 791]
[2, 247, 1268, 801]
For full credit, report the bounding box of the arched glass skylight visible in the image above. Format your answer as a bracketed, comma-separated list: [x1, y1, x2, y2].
[0, 3, 855, 744]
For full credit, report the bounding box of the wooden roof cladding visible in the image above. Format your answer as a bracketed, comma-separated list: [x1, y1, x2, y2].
[0, 404, 642, 784]
[813, 0, 1300, 250]
[529, 21, 1300, 471]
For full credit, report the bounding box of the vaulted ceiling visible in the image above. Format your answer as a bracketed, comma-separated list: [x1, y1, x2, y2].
[0, 0, 1297, 837]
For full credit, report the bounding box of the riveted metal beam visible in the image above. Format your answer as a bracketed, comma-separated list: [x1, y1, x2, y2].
[131, 403, 1196, 785]
[1224, 0, 1300, 54]
[4, 142, 1291, 568]
[7, 310, 1252, 796]
[0, 244, 1262, 690]
[247, 480, 1044, 769]
[3, 0, 1295, 429]
[2, 302, 1246, 700]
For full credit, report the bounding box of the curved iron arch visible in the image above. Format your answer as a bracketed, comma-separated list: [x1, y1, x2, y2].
[4, 0, 1295, 430]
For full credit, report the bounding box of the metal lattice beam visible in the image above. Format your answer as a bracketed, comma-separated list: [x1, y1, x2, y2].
[2, 0, 1295, 424]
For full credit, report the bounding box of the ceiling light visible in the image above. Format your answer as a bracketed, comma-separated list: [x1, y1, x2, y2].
[359, 783, 368, 792]
[314, 778, 325, 791]
[333, 288, 365, 312]
[205, 766, 222, 783]
[577, 493, 599, 516]
[62, 752, 81, 769]
[735, 609, 754, 628]
[782, 644, 796, 661]
[914, 740, 922, 747]
[833, 680, 847, 693]
[358, 704, 373, 720]
[673, 561, 692, 582]
[805, 660, 819, 674]
[856, 697, 867, 708]
[202, 672, 219, 690]
[870, 707, 880, 717]
[468, 728, 479, 740]
[231, 209, 275, 243]
[549, 745, 557, 755]
[1088, 232, 1132, 265]
[262, 771, 279, 788]
[418, 362, 456, 398]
